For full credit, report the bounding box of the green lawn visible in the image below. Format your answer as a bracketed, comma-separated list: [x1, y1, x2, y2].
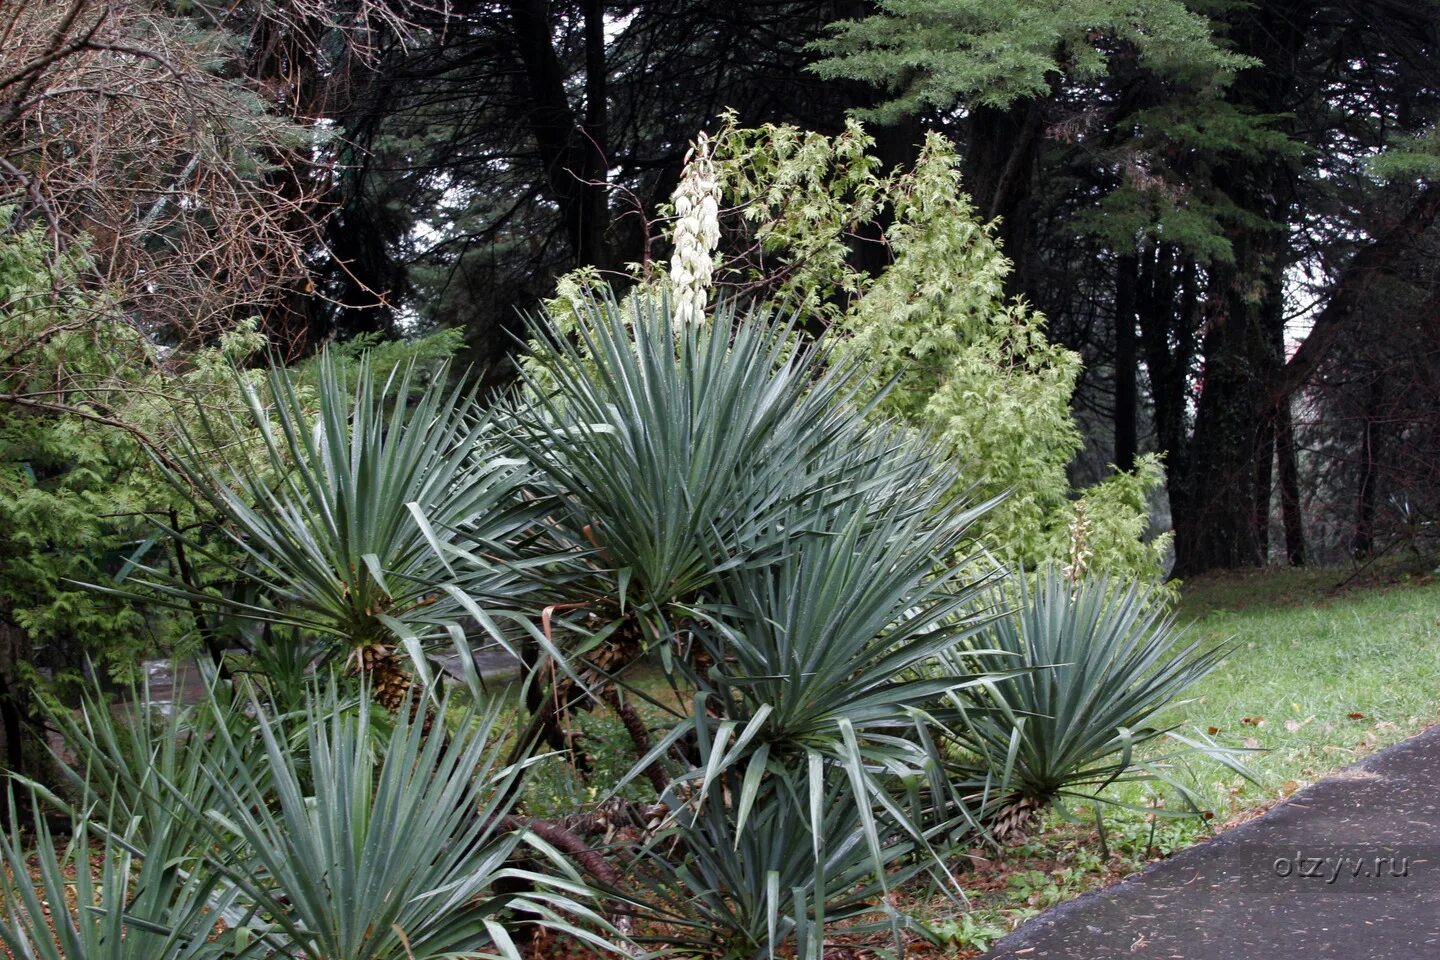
[915, 565, 1440, 955]
[1159, 565, 1440, 808]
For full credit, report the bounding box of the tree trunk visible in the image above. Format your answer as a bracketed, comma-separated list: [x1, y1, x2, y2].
[1252, 308, 1291, 562]
[1139, 248, 1198, 548]
[1169, 0, 1308, 575]
[1139, 247, 1191, 463]
[1276, 395, 1307, 565]
[509, 0, 611, 269]
[1253, 410, 1276, 562]
[1352, 374, 1386, 559]
[1173, 264, 1274, 574]
[964, 98, 1048, 287]
[0, 621, 31, 829]
[1114, 254, 1139, 471]
[580, 0, 610, 265]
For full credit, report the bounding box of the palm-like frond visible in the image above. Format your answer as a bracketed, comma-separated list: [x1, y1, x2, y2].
[595, 427, 1013, 956]
[939, 567, 1245, 810]
[626, 762, 920, 960]
[0, 787, 258, 960]
[130, 353, 548, 680]
[510, 294, 899, 622]
[190, 683, 612, 960]
[42, 666, 268, 864]
[693, 495, 998, 752]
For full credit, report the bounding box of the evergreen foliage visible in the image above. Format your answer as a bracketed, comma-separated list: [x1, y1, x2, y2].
[813, 0, 1252, 122]
[548, 119, 1171, 579]
[0, 222, 468, 695]
[0, 225, 196, 686]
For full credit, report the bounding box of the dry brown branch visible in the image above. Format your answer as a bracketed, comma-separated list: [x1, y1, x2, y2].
[0, 0, 435, 374]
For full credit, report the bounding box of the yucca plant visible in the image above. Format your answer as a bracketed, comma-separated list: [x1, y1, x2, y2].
[625, 760, 925, 960]
[510, 294, 901, 631]
[127, 352, 547, 708]
[0, 785, 259, 960]
[8, 671, 266, 960]
[668, 513, 1007, 919]
[587, 443, 1016, 955]
[506, 293, 989, 768]
[185, 681, 614, 960]
[42, 666, 268, 864]
[691, 496, 998, 751]
[492, 291, 1038, 955]
[938, 566, 1246, 839]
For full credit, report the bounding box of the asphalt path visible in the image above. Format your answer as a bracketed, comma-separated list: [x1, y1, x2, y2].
[981, 725, 1440, 959]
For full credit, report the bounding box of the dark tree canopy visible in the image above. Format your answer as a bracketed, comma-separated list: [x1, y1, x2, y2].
[810, 0, 1440, 572]
[6, 0, 1440, 576]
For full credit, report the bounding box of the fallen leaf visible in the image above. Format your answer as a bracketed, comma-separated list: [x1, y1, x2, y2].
[1207, 726, 1220, 735]
[1281, 780, 1299, 796]
[1348, 712, 1365, 720]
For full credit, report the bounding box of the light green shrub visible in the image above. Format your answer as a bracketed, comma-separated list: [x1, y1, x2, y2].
[542, 118, 1170, 582]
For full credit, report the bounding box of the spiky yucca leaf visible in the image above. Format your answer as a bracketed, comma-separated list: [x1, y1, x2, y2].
[693, 494, 998, 751]
[938, 566, 1247, 823]
[42, 666, 268, 866]
[188, 682, 614, 960]
[600, 431, 1012, 957]
[511, 294, 907, 627]
[625, 760, 923, 960]
[125, 352, 547, 687]
[0, 787, 258, 960]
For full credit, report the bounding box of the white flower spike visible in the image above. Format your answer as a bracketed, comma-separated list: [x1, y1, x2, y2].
[669, 131, 721, 328]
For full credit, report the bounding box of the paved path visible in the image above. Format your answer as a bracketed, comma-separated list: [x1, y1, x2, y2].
[981, 725, 1440, 959]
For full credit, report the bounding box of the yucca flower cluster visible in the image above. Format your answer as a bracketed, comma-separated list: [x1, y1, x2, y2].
[668, 131, 721, 327]
[1063, 500, 1093, 587]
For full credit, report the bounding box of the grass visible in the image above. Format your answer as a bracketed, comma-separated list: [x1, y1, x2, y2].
[1158, 562, 1440, 807]
[502, 563, 1440, 956]
[913, 562, 1440, 955]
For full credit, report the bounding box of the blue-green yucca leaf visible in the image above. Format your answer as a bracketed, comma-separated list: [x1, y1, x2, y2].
[689, 489, 1000, 752]
[509, 293, 911, 625]
[118, 349, 556, 677]
[625, 762, 912, 960]
[38, 664, 270, 867]
[183, 681, 615, 960]
[938, 565, 1248, 814]
[0, 784, 261, 960]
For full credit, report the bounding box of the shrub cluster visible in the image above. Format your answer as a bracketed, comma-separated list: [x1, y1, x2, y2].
[1, 294, 1235, 959]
